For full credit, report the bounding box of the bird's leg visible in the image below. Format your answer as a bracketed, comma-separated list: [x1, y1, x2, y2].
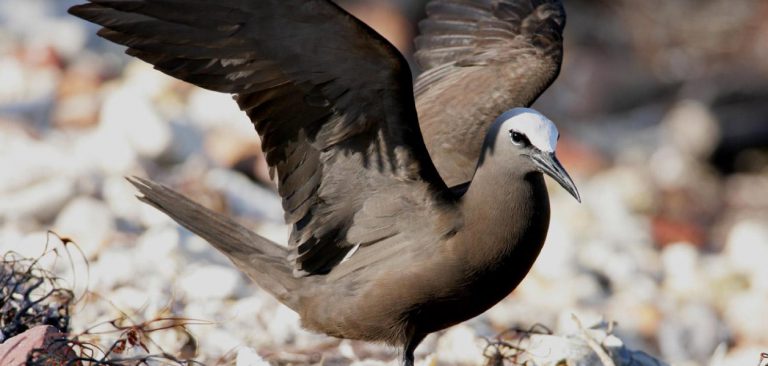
[402, 333, 425, 366]
[402, 350, 414, 366]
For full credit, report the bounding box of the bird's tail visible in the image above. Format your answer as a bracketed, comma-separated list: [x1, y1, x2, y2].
[127, 176, 301, 310]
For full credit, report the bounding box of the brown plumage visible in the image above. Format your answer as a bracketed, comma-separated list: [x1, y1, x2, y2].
[415, 0, 566, 186]
[69, 1, 574, 364]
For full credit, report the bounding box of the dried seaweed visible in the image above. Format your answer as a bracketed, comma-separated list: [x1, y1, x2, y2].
[0, 232, 208, 365]
[26, 316, 209, 365]
[0, 232, 74, 340]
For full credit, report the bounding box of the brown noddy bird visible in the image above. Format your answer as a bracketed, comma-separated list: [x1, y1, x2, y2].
[69, 0, 577, 364]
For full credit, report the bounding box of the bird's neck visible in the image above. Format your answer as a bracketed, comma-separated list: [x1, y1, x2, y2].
[456, 163, 551, 278]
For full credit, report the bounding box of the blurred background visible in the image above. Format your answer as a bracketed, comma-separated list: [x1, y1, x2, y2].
[1, 0, 767, 365]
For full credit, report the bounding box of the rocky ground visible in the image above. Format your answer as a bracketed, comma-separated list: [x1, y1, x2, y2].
[1, 0, 767, 365]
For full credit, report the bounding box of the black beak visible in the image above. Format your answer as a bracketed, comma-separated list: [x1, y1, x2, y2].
[530, 151, 581, 202]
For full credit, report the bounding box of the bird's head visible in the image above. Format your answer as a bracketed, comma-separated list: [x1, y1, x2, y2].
[487, 108, 580, 202]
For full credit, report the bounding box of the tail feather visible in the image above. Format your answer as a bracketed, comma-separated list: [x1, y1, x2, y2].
[127, 176, 300, 309]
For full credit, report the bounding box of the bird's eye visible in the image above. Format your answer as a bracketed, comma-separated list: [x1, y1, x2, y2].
[509, 130, 530, 146]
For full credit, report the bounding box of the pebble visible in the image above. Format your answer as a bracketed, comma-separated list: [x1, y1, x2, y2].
[89, 247, 137, 290]
[53, 196, 115, 258]
[718, 345, 768, 366]
[97, 83, 171, 159]
[205, 168, 284, 224]
[159, 119, 205, 164]
[433, 325, 485, 365]
[74, 127, 140, 176]
[0, 230, 56, 267]
[660, 100, 720, 159]
[350, 360, 396, 366]
[533, 215, 577, 280]
[236, 346, 271, 366]
[723, 291, 768, 343]
[197, 328, 245, 356]
[265, 304, 303, 345]
[0, 129, 70, 193]
[109, 286, 154, 313]
[0, 325, 79, 366]
[186, 88, 256, 134]
[102, 175, 145, 221]
[725, 219, 768, 280]
[178, 264, 244, 301]
[661, 242, 701, 299]
[136, 225, 181, 275]
[0, 176, 76, 222]
[657, 302, 725, 363]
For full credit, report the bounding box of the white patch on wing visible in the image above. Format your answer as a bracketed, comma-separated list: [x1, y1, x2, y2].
[340, 243, 361, 264]
[500, 108, 559, 153]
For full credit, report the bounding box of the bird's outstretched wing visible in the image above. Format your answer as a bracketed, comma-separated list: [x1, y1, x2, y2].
[69, 0, 454, 276]
[414, 0, 566, 186]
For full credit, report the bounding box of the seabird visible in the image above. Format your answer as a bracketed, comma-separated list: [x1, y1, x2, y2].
[68, 0, 576, 364]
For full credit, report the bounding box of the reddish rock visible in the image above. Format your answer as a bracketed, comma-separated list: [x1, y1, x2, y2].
[0, 325, 79, 366]
[652, 216, 706, 248]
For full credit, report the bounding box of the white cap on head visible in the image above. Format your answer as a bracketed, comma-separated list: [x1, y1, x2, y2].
[497, 108, 559, 153]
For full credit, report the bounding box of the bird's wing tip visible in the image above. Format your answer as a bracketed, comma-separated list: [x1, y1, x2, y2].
[125, 176, 158, 196]
[67, 3, 100, 17]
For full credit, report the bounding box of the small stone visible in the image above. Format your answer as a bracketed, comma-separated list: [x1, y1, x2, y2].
[338, 340, 357, 360]
[724, 291, 768, 344]
[103, 175, 145, 221]
[254, 222, 291, 247]
[90, 247, 136, 290]
[657, 302, 725, 364]
[198, 328, 243, 356]
[74, 128, 139, 176]
[533, 215, 577, 280]
[0, 56, 27, 104]
[0, 325, 79, 366]
[0, 177, 76, 222]
[136, 224, 181, 277]
[434, 325, 485, 365]
[416, 354, 438, 366]
[53, 196, 114, 258]
[265, 304, 302, 345]
[602, 334, 624, 348]
[179, 264, 243, 300]
[109, 286, 154, 313]
[236, 346, 270, 366]
[186, 88, 253, 133]
[719, 345, 768, 366]
[725, 219, 768, 278]
[660, 242, 701, 299]
[606, 295, 661, 339]
[660, 100, 720, 159]
[0, 230, 54, 264]
[349, 359, 395, 366]
[52, 92, 100, 129]
[52, 58, 102, 129]
[138, 200, 176, 228]
[205, 169, 284, 223]
[228, 296, 282, 347]
[204, 129, 261, 170]
[159, 120, 205, 165]
[98, 83, 171, 159]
